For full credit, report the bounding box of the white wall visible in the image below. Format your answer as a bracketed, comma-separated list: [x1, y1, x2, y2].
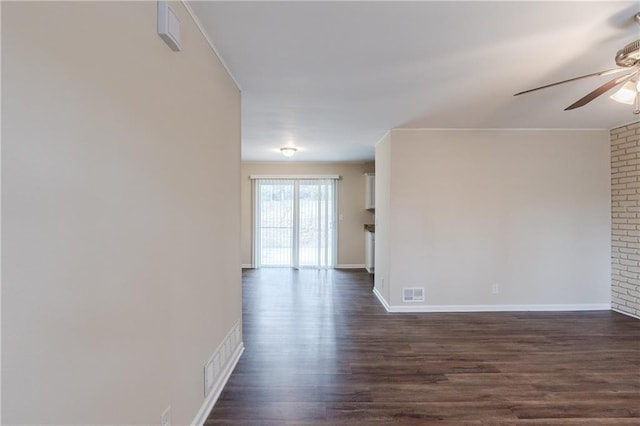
[241, 162, 375, 267]
[375, 130, 611, 310]
[2, 2, 241, 424]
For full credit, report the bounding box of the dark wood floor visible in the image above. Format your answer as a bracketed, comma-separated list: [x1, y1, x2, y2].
[206, 268, 640, 425]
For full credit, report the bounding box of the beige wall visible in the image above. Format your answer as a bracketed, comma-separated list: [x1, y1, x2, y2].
[2, 2, 241, 424]
[241, 162, 375, 267]
[611, 122, 640, 318]
[376, 129, 611, 309]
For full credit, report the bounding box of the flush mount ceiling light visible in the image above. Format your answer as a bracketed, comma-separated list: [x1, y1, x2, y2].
[280, 147, 297, 157]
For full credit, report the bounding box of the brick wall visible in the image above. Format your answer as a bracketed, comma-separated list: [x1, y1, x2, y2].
[611, 121, 640, 318]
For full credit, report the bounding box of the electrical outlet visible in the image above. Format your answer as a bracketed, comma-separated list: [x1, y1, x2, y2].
[492, 283, 499, 294]
[161, 406, 171, 426]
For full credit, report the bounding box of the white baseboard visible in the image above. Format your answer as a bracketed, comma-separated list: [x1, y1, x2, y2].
[192, 342, 244, 425]
[378, 303, 611, 313]
[336, 264, 365, 269]
[372, 287, 391, 311]
[612, 307, 640, 320]
[243, 264, 366, 270]
[371, 292, 610, 313]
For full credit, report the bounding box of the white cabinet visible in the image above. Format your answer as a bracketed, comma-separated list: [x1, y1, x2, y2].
[365, 173, 375, 211]
[365, 230, 375, 274]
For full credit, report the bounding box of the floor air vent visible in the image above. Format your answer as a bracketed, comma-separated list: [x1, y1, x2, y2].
[403, 287, 424, 302]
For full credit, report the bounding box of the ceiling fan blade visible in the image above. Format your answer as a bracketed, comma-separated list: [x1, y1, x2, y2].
[565, 71, 636, 110]
[514, 67, 633, 96]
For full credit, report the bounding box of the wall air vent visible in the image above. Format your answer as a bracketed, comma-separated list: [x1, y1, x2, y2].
[403, 287, 424, 303]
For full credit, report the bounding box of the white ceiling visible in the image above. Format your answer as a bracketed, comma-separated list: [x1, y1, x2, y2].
[188, 1, 640, 162]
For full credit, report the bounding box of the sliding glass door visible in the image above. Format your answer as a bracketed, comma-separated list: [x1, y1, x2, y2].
[254, 178, 336, 269]
[298, 180, 334, 267]
[256, 179, 295, 267]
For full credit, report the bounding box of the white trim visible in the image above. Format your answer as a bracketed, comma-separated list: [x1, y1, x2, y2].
[374, 130, 391, 147]
[191, 342, 244, 426]
[612, 308, 640, 320]
[242, 161, 373, 165]
[391, 127, 609, 132]
[372, 287, 391, 311]
[181, 1, 242, 91]
[331, 181, 338, 268]
[249, 174, 340, 180]
[336, 264, 365, 269]
[371, 292, 610, 314]
[382, 303, 611, 313]
[252, 179, 260, 268]
[241, 264, 253, 269]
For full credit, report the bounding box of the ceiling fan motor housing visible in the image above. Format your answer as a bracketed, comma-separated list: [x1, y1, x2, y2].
[615, 39, 640, 67]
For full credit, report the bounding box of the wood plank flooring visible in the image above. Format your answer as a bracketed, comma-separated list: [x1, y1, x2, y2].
[206, 268, 640, 425]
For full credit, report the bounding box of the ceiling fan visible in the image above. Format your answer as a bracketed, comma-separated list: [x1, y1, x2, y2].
[514, 12, 640, 114]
